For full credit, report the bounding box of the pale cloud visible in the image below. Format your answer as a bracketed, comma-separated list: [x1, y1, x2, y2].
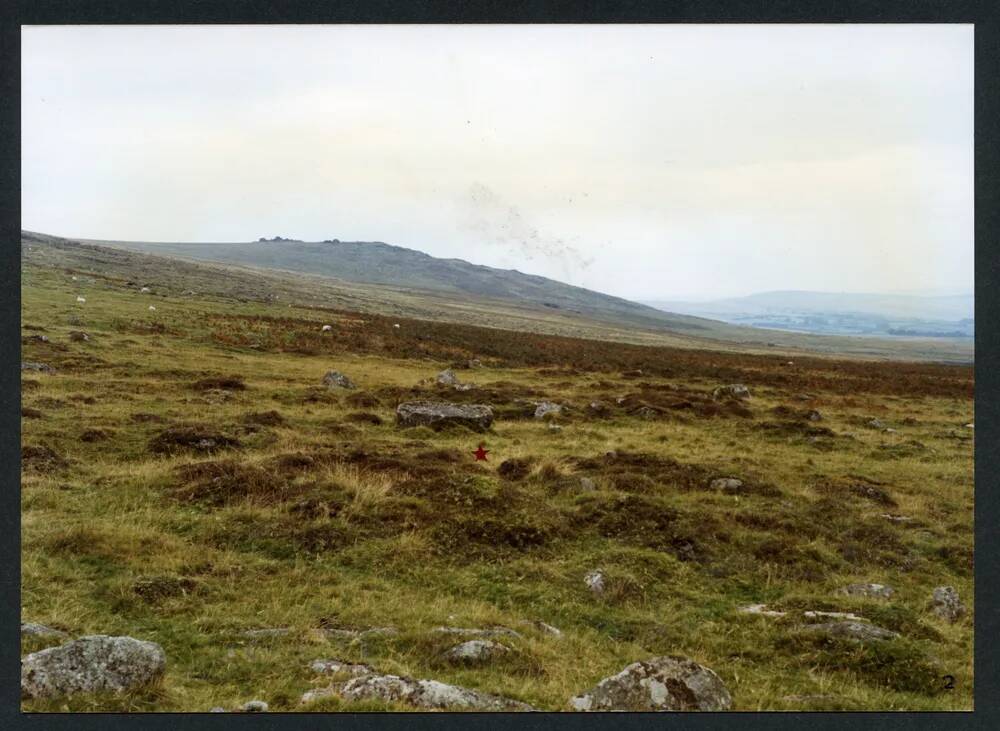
[21, 24, 972, 299]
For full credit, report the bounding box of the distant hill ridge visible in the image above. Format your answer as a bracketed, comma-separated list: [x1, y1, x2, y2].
[61, 233, 716, 333]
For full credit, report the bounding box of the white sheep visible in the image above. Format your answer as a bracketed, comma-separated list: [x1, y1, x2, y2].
[321, 325, 333, 332]
[148, 305, 156, 311]
[393, 323, 401, 329]
[76, 296, 86, 303]
[140, 286, 151, 293]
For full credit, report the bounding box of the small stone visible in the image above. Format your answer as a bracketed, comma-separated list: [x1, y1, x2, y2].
[209, 706, 227, 712]
[321, 325, 333, 332]
[322, 370, 356, 389]
[709, 477, 744, 494]
[21, 361, 56, 373]
[712, 384, 750, 401]
[738, 604, 787, 617]
[964, 423, 974, 429]
[930, 586, 965, 622]
[240, 700, 268, 712]
[579, 477, 596, 491]
[800, 621, 898, 643]
[443, 640, 509, 664]
[866, 418, 885, 429]
[310, 673, 535, 711]
[431, 626, 522, 639]
[806, 410, 822, 421]
[839, 583, 894, 600]
[584, 570, 606, 595]
[310, 659, 374, 676]
[569, 655, 732, 711]
[436, 369, 460, 386]
[534, 401, 563, 419]
[21, 622, 69, 639]
[802, 610, 865, 621]
[240, 627, 291, 639]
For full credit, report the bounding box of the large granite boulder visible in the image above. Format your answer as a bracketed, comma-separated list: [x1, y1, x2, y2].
[21, 635, 166, 699]
[396, 401, 493, 431]
[569, 655, 732, 711]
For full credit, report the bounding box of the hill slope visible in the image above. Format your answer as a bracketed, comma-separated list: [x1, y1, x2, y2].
[74, 234, 715, 334]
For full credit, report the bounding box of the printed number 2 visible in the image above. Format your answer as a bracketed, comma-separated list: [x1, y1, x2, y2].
[943, 675, 956, 690]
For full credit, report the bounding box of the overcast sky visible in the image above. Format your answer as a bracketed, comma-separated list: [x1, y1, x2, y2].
[22, 24, 972, 300]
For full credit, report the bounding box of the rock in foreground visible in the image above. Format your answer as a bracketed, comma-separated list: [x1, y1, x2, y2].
[308, 672, 536, 711]
[21, 635, 166, 699]
[396, 401, 493, 431]
[931, 586, 965, 622]
[569, 655, 732, 711]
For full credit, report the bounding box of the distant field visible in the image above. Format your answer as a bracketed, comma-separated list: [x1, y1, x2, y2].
[20, 236, 974, 711]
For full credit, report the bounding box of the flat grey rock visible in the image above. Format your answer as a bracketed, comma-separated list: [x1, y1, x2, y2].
[21, 635, 166, 699]
[569, 655, 732, 711]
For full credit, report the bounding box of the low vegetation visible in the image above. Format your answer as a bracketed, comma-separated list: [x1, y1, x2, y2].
[20, 246, 973, 711]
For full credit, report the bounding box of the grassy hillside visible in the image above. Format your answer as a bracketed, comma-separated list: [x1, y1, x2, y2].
[71, 232, 720, 334]
[22, 232, 974, 363]
[20, 245, 974, 712]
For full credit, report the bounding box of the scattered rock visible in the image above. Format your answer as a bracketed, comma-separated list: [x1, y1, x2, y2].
[68, 331, 90, 342]
[467, 359, 482, 368]
[799, 621, 898, 643]
[432, 626, 523, 640]
[839, 583, 894, 600]
[806, 410, 822, 421]
[802, 610, 865, 621]
[443, 640, 509, 664]
[209, 706, 227, 712]
[964, 422, 974, 429]
[930, 586, 965, 622]
[587, 401, 610, 416]
[323, 371, 357, 389]
[240, 628, 291, 640]
[21, 635, 166, 699]
[21, 361, 55, 373]
[140, 287, 152, 293]
[530, 621, 562, 638]
[310, 659, 374, 676]
[534, 401, 563, 419]
[21, 622, 69, 639]
[321, 325, 333, 332]
[579, 477, 597, 492]
[738, 604, 787, 618]
[23, 334, 50, 343]
[866, 418, 885, 429]
[323, 626, 399, 641]
[712, 384, 750, 401]
[569, 655, 732, 711]
[584, 570, 606, 595]
[709, 477, 744, 494]
[310, 672, 536, 711]
[240, 700, 268, 712]
[881, 513, 914, 524]
[436, 369, 459, 386]
[396, 401, 494, 431]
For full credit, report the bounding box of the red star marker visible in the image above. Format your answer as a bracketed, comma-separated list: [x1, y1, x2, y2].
[473, 444, 489, 461]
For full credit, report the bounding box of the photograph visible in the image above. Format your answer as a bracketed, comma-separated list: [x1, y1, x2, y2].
[19, 23, 973, 712]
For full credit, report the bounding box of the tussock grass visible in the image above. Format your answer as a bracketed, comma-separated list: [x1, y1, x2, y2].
[19, 260, 974, 712]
